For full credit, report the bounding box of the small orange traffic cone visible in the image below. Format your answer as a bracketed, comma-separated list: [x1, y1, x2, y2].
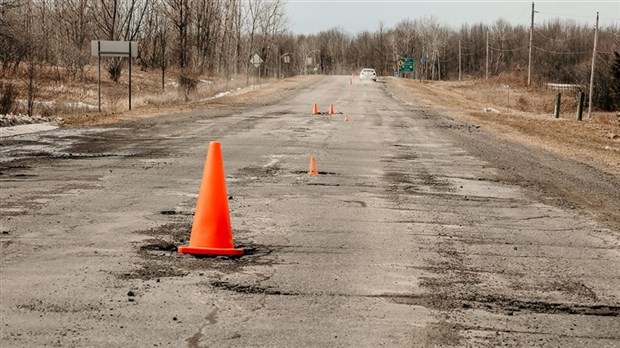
[178, 142, 244, 257]
[308, 156, 319, 176]
[344, 114, 349, 121]
[312, 103, 319, 115]
[328, 104, 335, 115]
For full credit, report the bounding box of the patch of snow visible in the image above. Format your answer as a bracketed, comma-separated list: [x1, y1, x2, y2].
[484, 107, 500, 113]
[0, 122, 58, 138]
[199, 91, 231, 102]
[1, 113, 58, 127]
[214, 91, 230, 98]
[15, 99, 98, 111]
[16, 99, 55, 107]
[66, 101, 98, 110]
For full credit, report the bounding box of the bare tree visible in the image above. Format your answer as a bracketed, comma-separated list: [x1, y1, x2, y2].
[91, 0, 150, 82]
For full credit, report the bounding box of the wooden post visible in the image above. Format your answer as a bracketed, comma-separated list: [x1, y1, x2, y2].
[577, 91, 585, 121]
[587, 12, 599, 119]
[161, 38, 165, 91]
[486, 30, 489, 80]
[528, 1, 534, 86]
[98, 41, 101, 112]
[458, 39, 462, 82]
[128, 42, 132, 111]
[554, 92, 561, 119]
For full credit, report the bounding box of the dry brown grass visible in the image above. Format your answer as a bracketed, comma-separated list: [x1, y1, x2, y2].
[1, 64, 283, 122]
[59, 74, 321, 127]
[389, 77, 620, 174]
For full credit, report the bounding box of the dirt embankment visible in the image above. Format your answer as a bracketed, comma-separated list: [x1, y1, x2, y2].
[387, 77, 620, 175]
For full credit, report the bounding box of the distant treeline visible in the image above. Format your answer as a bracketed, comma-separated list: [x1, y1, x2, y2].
[1, 0, 619, 111]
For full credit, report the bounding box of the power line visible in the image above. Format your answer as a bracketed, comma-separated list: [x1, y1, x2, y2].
[533, 45, 590, 55]
[536, 11, 595, 21]
[534, 29, 592, 42]
[461, 48, 485, 56]
[489, 45, 528, 52]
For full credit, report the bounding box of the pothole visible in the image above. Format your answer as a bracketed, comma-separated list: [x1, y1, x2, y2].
[210, 280, 298, 296]
[291, 170, 338, 175]
[159, 210, 193, 216]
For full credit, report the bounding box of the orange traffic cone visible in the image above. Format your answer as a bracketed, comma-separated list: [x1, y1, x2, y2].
[328, 104, 335, 115]
[344, 114, 349, 121]
[312, 103, 319, 115]
[308, 156, 319, 176]
[178, 142, 244, 256]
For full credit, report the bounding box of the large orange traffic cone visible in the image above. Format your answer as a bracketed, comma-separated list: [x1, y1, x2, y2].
[308, 156, 319, 176]
[178, 142, 244, 256]
[312, 103, 319, 115]
[328, 104, 335, 115]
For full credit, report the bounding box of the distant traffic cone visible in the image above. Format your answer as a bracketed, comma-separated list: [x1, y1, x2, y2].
[344, 114, 349, 121]
[312, 103, 319, 115]
[178, 142, 244, 256]
[308, 156, 319, 176]
[328, 104, 335, 115]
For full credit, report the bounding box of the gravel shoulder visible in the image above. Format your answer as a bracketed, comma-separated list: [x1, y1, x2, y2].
[385, 77, 620, 233]
[388, 78, 620, 174]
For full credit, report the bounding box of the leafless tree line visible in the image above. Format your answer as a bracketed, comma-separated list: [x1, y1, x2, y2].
[1, 0, 618, 113]
[307, 17, 619, 110]
[0, 0, 288, 81]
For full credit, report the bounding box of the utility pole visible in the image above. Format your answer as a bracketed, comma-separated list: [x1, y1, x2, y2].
[587, 12, 599, 119]
[486, 30, 489, 80]
[528, 2, 535, 86]
[458, 39, 462, 81]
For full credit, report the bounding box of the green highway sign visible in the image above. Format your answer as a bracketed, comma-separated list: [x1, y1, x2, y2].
[398, 58, 415, 72]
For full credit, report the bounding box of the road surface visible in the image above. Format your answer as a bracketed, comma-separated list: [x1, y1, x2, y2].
[1, 76, 619, 347]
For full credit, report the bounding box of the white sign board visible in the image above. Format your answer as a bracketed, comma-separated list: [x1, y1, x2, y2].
[91, 40, 138, 57]
[306, 57, 313, 66]
[250, 54, 263, 68]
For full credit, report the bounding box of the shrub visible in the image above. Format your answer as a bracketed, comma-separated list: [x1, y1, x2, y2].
[0, 82, 16, 115]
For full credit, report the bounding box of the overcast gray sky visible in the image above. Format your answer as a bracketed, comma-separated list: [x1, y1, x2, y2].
[285, 1, 620, 35]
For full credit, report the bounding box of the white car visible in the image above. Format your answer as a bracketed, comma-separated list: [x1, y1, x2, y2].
[359, 68, 377, 81]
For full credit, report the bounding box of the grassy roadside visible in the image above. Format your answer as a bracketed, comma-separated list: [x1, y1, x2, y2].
[1, 64, 323, 128]
[60, 75, 321, 127]
[388, 77, 620, 174]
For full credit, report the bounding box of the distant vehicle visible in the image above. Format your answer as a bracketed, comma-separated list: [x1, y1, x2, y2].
[359, 68, 377, 81]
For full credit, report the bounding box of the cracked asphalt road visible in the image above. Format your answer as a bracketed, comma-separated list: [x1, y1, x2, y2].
[1, 76, 619, 347]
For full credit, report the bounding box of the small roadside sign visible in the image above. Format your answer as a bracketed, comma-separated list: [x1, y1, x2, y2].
[90, 40, 138, 112]
[91, 40, 138, 57]
[251, 54, 263, 68]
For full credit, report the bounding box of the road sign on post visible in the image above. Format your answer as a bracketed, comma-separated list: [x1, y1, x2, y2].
[91, 40, 138, 112]
[398, 58, 415, 73]
[250, 54, 263, 88]
[251, 54, 263, 68]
